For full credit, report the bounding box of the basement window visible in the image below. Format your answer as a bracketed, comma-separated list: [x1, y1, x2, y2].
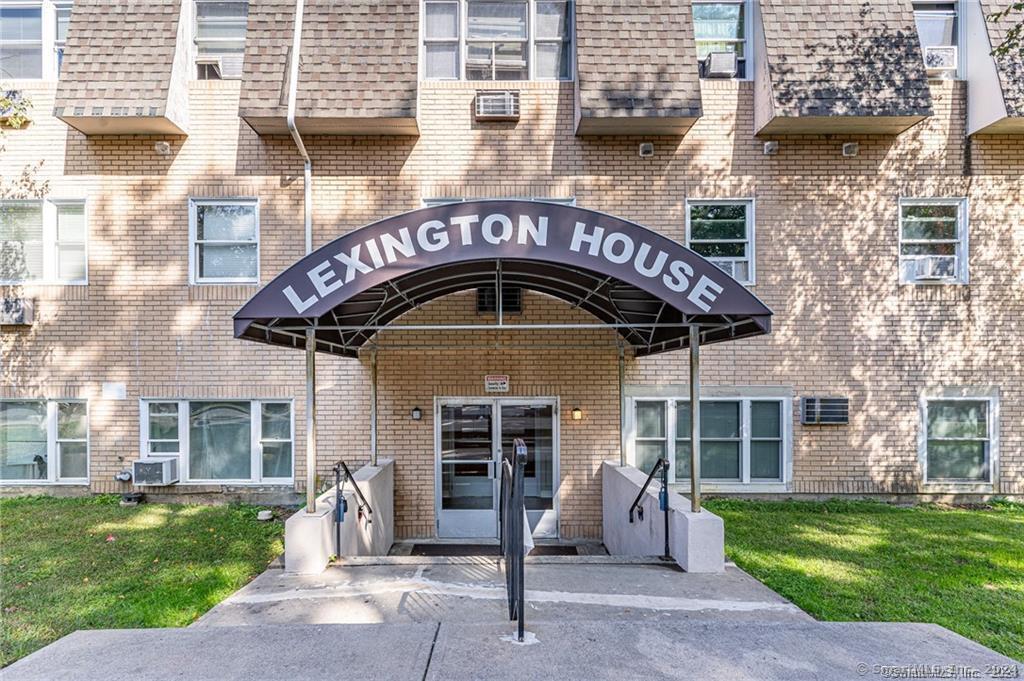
[922, 396, 994, 484]
[631, 397, 790, 486]
[142, 400, 293, 484]
[0, 399, 89, 484]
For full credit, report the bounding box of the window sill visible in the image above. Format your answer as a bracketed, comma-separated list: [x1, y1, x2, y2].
[0, 479, 89, 486]
[175, 480, 295, 487]
[671, 482, 788, 494]
[921, 482, 994, 494]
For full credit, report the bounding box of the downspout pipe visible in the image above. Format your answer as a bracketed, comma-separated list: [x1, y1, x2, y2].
[287, 0, 312, 255]
[288, 0, 316, 512]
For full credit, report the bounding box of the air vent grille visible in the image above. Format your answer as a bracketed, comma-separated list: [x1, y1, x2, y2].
[801, 397, 849, 425]
[475, 90, 520, 120]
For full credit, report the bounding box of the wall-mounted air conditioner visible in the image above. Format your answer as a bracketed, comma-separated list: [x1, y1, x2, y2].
[1, 298, 34, 325]
[702, 52, 738, 79]
[132, 458, 179, 485]
[923, 46, 957, 77]
[801, 397, 849, 425]
[912, 255, 956, 281]
[475, 90, 520, 120]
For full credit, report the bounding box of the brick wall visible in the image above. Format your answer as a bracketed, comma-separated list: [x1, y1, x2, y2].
[2, 76, 1022, 539]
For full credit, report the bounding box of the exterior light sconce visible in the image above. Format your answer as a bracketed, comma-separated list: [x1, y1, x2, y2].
[411, 407, 423, 421]
[571, 407, 583, 421]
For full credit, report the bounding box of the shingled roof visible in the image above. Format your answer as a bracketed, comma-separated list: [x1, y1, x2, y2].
[756, 0, 933, 135]
[239, 0, 419, 135]
[575, 0, 703, 135]
[981, 1, 1024, 119]
[54, 0, 190, 135]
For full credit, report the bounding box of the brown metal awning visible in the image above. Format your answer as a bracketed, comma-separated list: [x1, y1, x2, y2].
[234, 201, 773, 357]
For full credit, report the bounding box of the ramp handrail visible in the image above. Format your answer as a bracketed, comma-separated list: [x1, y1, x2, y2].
[331, 460, 373, 558]
[627, 457, 672, 560]
[499, 438, 528, 642]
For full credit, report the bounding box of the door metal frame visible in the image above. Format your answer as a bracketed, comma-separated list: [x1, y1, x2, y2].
[434, 396, 561, 539]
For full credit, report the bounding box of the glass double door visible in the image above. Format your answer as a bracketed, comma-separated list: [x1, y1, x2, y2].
[436, 398, 558, 538]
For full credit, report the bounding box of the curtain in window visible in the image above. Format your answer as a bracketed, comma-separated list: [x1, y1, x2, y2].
[189, 402, 251, 480]
[0, 7, 43, 79]
[0, 401, 47, 480]
[196, 204, 257, 280]
[0, 202, 44, 281]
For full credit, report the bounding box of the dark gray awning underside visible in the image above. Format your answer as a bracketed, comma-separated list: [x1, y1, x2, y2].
[236, 258, 771, 357]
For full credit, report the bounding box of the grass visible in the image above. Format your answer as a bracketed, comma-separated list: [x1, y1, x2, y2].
[704, 498, 1024, 662]
[0, 495, 285, 667]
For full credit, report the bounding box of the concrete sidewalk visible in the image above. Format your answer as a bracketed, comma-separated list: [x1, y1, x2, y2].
[4, 559, 1018, 680]
[4, 621, 1016, 681]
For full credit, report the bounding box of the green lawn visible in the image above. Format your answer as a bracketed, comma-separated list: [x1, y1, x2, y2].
[705, 498, 1024, 662]
[0, 495, 285, 667]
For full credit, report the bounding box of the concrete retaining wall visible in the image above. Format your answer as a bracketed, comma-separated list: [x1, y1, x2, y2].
[284, 459, 394, 574]
[601, 461, 725, 573]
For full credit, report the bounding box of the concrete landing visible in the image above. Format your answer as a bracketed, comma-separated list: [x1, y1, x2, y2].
[5, 621, 1016, 681]
[191, 560, 810, 627]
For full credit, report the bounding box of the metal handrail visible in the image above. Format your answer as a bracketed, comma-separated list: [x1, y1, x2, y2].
[627, 458, 672, 560]
[499, 438, 528, 642]
[331, 460, 373, 559]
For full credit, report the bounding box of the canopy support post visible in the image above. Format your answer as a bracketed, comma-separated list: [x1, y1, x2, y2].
[618, 344, 626, 466]
[370, 349, 378, 467]
[305, 328, 317, 513]
[689, 324, 701, 513]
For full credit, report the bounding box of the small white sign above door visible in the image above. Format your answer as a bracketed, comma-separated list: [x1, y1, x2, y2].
[485, 374, 510, 393]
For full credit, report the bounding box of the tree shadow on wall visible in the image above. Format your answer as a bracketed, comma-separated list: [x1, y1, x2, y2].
[770, 3, 933, 118]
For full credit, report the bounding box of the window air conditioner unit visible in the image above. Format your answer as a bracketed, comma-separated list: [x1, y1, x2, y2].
[912, 255, 956, 281]
[1, 298, 34, 325]
[196, 58, 223, 80]
[801, 397, 849, 425]
[475, 90, 520, 120]
[711, 260, 736, 278]
[923, 46, 957, 76]
[702, 52, 738, 79]
[132, 458, 180, 485]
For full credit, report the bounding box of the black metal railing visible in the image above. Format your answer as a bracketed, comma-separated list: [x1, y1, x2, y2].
[331, 460, 373, 559]
[499, 437, 528, 642]
[628, 458, 672, 560]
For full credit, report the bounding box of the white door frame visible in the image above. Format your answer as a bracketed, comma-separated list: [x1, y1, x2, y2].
[434, 396, 560, 539]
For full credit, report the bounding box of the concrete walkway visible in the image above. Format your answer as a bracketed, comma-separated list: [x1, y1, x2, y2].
[4, 558, 1018, 680]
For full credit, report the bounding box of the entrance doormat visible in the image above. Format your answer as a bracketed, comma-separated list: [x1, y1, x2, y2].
[409, 544, 579, 557]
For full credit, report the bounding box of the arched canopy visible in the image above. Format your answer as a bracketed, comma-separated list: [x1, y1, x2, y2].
[233, 201, 773, 357]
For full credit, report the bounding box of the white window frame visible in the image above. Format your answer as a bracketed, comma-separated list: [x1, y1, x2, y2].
[139, 399, 294, 485]
[52, 0, 71, 74]
[0, 398, 89, 485]
[898, 197, 969, 285]
[693, 0, 752, 81]
[0, 198, 88, 285]
[188, 197, 260, 285]
[912, 1, 962, 79]
[685, 198, 756, 286]
[420, 0, 575, 82]
[919, 390, 998, 491]
[192, 0, 248, 80]
[626, 395, 792, 492]
[0, 0, 68, 81]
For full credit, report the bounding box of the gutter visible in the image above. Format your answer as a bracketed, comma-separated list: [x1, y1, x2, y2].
[287, 0, 312, 255]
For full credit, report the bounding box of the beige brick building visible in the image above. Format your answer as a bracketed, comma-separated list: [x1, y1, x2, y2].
[2, 0, 1022, 541]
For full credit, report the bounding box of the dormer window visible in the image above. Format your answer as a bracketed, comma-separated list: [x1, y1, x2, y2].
[194, 0, 248, 80]
[913, 1, 959, 79]
[422, 0, 573, 81]
[693, 1, 748, 79]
